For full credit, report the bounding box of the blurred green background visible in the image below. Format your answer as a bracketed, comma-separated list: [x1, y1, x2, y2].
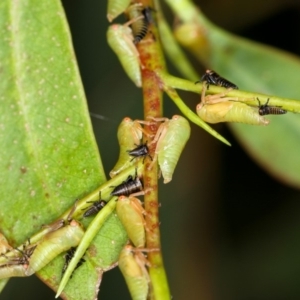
[2, 0, 300, 299]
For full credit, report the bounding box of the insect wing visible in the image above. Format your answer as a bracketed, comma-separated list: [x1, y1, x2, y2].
[107, 24, 142, 87]
[26, 221, 84, 276]
[118, 245, 148, 300]
[157, 116, 191, 183]
[110, 118, 143, 178]
[116, 196, 145, 248]
[107, 0, 131, 22]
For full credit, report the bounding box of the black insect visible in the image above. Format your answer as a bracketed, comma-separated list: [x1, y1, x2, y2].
[130, 7, 153, 44]
[257, 98, 287, 116]
[127, 142, 152, 163]
[111, 169, 143, 197]
[196, 69, 238, 90]
[83, 192, 107, 218]
[62, 247, 85, 277]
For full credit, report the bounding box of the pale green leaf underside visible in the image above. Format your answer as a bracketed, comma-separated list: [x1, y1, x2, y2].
[0, 0, 126, 299]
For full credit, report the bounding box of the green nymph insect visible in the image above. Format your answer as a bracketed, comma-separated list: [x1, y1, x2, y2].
[110, 117, 143, 178]
[148, 115, 191, 183]
[118, 245, 149, 300]
[116, 196, 146, 248]
[196, 85, 269, 125]
[107, 22, 142, 87]
[25, 219, 84, 276]
[107, 0, 131, 22]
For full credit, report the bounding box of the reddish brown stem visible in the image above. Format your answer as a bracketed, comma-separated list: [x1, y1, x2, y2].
[133, 0, 171, 299]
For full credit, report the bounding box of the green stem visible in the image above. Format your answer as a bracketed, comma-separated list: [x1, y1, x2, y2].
[161, 72, 300, 113]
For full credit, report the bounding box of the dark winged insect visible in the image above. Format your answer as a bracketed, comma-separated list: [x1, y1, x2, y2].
[127, 142, 152, 163]
[111, 169, 143, 197]
[127, 5, 153, 44]
[62, 247, 85, 277]
[197, 69, 238, 90]
[83, 192, 107, 217]
[257, 98, 287, 116]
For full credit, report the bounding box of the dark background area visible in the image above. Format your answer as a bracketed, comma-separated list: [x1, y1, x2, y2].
[2, 1, 300, 299]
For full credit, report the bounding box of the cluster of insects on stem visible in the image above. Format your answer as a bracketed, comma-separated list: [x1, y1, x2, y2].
[0, 111, 191, 299]
[107, 0, 156, 88]
[2, 0, 292, 298]
[106, 0, 287, 130]
[196, 69, 287, 125]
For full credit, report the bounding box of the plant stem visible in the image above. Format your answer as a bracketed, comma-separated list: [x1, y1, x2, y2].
[134, 0, 171, 299]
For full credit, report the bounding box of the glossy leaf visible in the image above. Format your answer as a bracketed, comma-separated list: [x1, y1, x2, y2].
[0, 0, 123, 299]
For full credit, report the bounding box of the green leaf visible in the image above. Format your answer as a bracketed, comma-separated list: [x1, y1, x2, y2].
[0, 0, 126, 298]
[199, 18, 300, 188]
